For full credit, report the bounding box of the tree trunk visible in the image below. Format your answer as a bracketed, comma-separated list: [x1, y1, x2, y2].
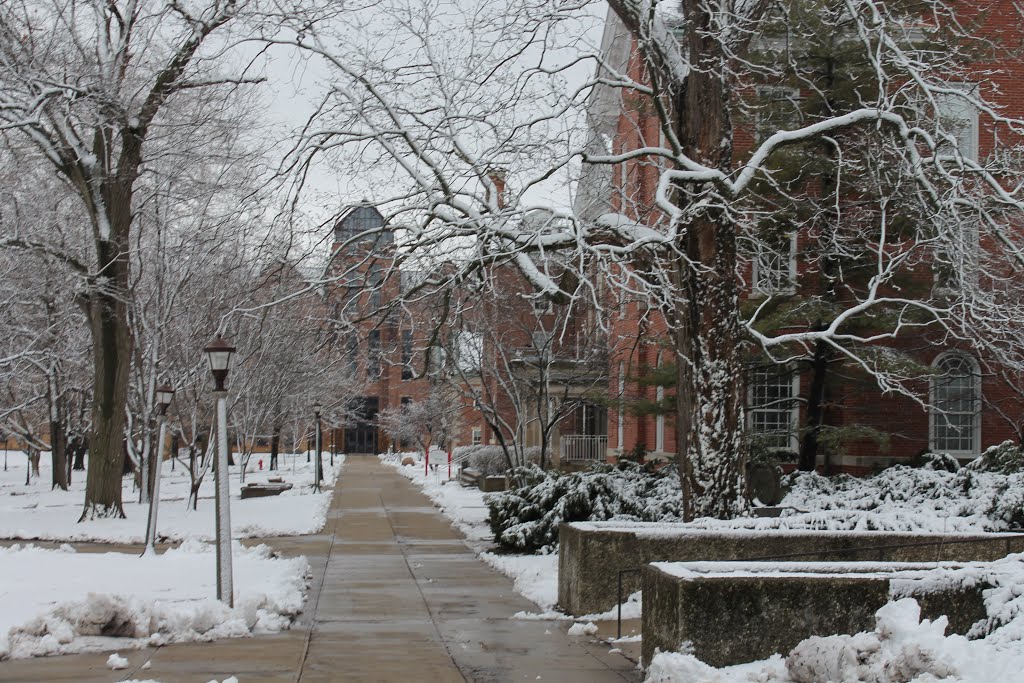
[49, 419, 68, 491]
[81, 233, 133, 520]
[147, 427, 159, 500]
[269, 425, 280, 470]
[671, 0, 748, 521]
[71, 437, 87, 470]
[799, 336, 830, 471]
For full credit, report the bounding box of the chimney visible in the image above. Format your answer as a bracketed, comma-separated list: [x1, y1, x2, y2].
[486, 168, 507, 209]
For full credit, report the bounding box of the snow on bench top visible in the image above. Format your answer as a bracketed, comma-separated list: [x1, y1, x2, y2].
[650, 559, 972, 581]
[568, 520, 1024, 540]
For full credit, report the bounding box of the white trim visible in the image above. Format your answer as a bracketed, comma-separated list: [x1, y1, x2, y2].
[752, 232, 797, 296]
[929, 352, 982, 457]
[655, 351, 665, 453]
[616, 361, 625, 450]
[746, 364, 800, 451]
[935, 83, 980, 161]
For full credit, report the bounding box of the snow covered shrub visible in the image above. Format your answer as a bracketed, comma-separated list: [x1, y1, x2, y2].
[781, 460, 1024, 531]
[455, 445, 542, 476]
[486, 461, 682, 553]
[967, 440, 1024, 474]
[920, 452, 960, 472]
[470, 446, 509, 475]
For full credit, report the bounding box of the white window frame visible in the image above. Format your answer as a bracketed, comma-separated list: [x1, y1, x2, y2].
[472, 428, 483, 446]
[753, 86, 802, 144]
[929, 352, 982, 457]
[933, 221, 980, 295]
[616, 362, 625, 450]
[746, 364, 800, 451]
[934, 83, 980, 162]
[532, 298, 553, 315]
[655, 351, 665, 452]
[752, 232, 798, 296]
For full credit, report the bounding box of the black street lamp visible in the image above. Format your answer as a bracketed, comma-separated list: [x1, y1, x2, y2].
[204, 335, 236, 607]
[313, 402, 323, 493]
[143, 384, 175, 555]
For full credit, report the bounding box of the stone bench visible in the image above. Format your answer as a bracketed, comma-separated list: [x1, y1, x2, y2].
[240, 482, 293, 499]
[558, 521, 1024, 614]
[641, 560, 989, 667]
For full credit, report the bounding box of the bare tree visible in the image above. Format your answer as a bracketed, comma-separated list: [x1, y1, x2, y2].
[378, 384, 464, 455]
[290, 0, 1024, 520]
[0, 0, 271, 518]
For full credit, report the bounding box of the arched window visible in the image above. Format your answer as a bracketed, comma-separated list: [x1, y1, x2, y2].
[930, 353, 981, 455]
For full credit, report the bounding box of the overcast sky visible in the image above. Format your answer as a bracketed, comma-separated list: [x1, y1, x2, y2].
[240, 0, 610, 247]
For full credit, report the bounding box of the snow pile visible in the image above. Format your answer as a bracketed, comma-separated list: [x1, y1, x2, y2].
[480, 552, 559, 610]
[487, 462, 683, 552]
[106, 652, 129, 669]
[567, 621, 598, 636]
[645, 553, 1024, 682]
[0, 540, 308, 659]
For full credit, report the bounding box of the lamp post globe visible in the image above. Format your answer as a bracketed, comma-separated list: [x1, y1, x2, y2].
[204, 336, 236, 392]
[155, 384, 175, 415]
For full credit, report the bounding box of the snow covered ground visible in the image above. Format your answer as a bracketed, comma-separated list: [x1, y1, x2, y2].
[0, 540, 307, 659]
[384, 452, 1024, 683]
[0, 450, 342, 660]
[0, 450, 342, 543]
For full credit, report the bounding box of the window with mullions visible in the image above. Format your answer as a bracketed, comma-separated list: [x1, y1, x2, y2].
[930, 353, 981, 456]
[933, 85, 979, 161]
[753, 86, 803, 143]
[752, 233, 797, 296]
[367, 330, 382, 379]
[933, 220, 980, 295]
[747, 365, 799, 449]
[367, 262, 384, 312]
[401, 330, 413, 380]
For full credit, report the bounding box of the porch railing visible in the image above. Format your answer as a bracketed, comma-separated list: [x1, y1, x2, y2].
[560, 434, 608, 462]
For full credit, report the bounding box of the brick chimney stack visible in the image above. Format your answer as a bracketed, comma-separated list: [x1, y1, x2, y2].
[486, 168, 507, 209]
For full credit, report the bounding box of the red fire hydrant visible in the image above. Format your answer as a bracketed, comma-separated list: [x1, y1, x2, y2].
[258, 458, 264, 471]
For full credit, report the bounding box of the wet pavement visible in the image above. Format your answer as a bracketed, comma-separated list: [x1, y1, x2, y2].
[0, 456, 640, 682]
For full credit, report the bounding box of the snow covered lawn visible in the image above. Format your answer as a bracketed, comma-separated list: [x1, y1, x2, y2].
[0, 540, 307, 659]
[0, 451, 342, 543]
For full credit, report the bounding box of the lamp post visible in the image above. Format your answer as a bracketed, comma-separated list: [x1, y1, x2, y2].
[205, 335, 236, 607]
[313, 402, 323, 493]
[142, 384, 175, 556]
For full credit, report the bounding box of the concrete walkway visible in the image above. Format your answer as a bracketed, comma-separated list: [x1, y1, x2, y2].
[0, 456, 640, 683]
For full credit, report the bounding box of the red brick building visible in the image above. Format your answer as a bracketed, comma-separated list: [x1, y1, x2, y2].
[324, 204, 608, 459]
[593, 2, 1024, 473]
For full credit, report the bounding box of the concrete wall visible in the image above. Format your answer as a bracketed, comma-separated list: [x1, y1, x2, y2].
[557, 522, 1024, 614]
[641, 562, 989, 667]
